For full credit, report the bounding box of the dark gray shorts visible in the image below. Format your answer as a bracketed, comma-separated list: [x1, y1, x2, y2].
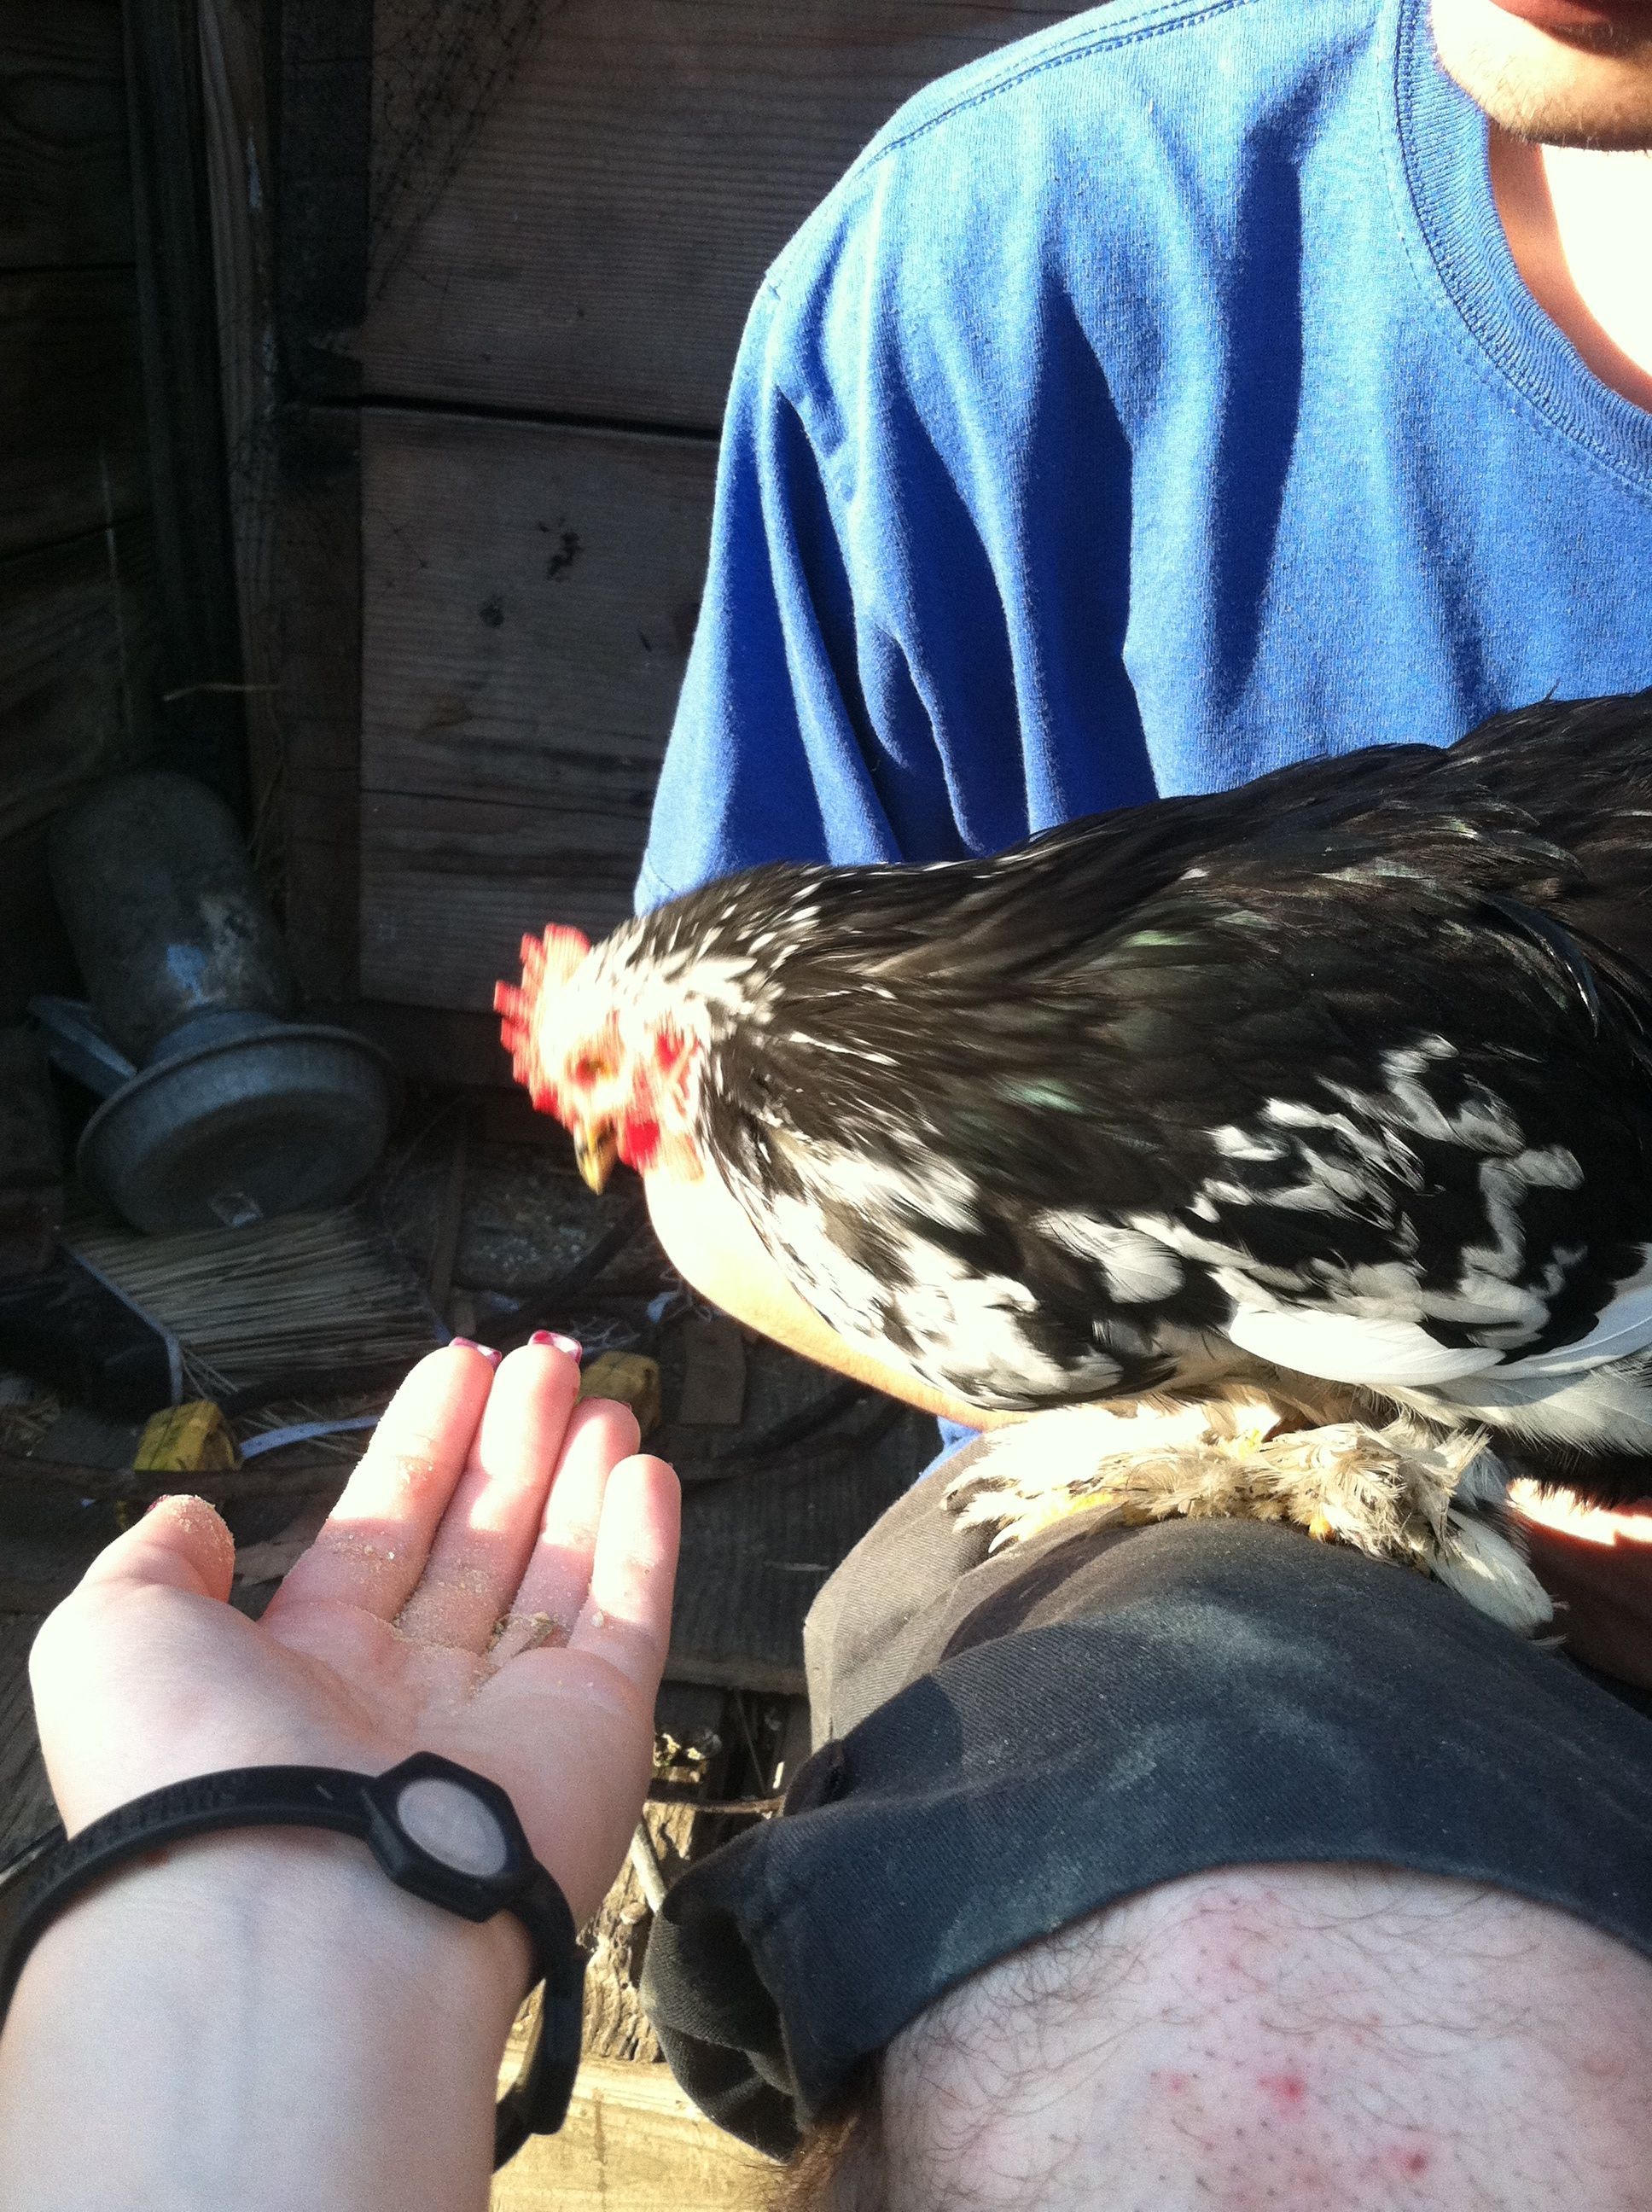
[643, 1452, 1652, 2157]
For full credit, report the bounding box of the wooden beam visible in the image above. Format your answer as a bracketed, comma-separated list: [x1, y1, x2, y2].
[0, 268, 145, 562]
[200, 0, 283, 853]
[276, 403, 362, 1002]
[266, 0, 370, 990]
[122, 0, 247, 809]
[0, 1, 133, 271]
[275, 0, 370, 402]
[577, 1802, 700, 2065]
[325, 1002, 509, 1090]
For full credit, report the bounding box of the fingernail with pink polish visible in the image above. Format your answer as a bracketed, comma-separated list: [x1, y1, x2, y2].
[451, 1336, 503, 1367]
[530, 1330, 582, 1363]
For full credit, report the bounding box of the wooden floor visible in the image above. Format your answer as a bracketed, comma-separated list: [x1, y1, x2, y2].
[495, 2057, 771, 2209]
[494, 1792, 777, 2207]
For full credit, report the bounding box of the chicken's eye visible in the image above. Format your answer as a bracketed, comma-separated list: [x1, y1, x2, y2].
[570, 1051, 614, 1089]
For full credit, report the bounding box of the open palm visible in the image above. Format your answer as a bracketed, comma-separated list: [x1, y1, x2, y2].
[27, 1341, 680, 1924]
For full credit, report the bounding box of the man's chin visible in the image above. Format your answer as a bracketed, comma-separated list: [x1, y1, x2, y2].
[1432, 0, 1652, 146]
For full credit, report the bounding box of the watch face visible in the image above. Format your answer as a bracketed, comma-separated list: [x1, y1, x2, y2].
[394, 1774, 511, 1878]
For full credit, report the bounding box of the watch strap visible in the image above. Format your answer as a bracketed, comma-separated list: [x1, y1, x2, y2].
[0, 1755, 585, 2167]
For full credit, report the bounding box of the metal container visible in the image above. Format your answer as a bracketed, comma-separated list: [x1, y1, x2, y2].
[49, 771, 294, 1062]
[43, 772, 398, 1233]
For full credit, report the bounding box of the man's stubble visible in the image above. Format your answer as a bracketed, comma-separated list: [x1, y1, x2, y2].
[1432, 0, 1652, 146]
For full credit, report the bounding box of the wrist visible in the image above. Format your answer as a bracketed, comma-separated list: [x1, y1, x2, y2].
[0, 1826, 524, 2212]
[32, 1820, 531, 2012]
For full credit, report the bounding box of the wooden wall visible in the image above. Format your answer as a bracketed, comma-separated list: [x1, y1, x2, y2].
[277, 0, 1078, 1080]
[0, 2, 154, 1015]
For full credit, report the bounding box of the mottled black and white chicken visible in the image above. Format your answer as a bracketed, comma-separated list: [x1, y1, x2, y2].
[497, 692, 1652, 1629]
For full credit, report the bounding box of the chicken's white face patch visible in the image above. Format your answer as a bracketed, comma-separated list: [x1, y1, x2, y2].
[503, 916, 793, 1178]
[532, 968, 706, 1173]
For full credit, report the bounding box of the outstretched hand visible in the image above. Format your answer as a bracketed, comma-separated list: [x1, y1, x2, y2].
[28, 1338, 680, 1924]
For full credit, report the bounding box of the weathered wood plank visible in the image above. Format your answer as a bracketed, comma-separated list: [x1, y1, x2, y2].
[361, 0, 1078, 428]
[0, 268, 146, 562]
[577, 1800, 697, 2065]
[0, 521, 154, 848]
[339, 1002, 510, 1090]
[0, 1, 133, 270]
[360, 787, 640, 1012]
[492, 2054, 771, 2209]
[277, 404, 362, 1001]
[361, 408, 713, 801]
[357, 407, 715, 1009]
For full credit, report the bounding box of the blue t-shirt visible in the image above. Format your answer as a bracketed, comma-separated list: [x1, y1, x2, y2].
[638, 0, 1652, 912]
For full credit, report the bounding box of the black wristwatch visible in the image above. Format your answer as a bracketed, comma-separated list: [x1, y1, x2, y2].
[0, 1752, 585, 2168]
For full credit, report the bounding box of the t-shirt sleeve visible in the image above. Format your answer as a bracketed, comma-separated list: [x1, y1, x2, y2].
[637, 282, 917, 910]
[639, 131, 1156, 911]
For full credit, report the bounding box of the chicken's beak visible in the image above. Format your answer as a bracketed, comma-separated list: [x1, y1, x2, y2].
[574, 1120, 619, 1194]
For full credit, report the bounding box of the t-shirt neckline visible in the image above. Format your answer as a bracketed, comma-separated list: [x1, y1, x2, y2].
[1388, 0, 1652, 492]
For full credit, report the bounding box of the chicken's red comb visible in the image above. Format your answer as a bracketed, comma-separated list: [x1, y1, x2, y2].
[493, 924, 592, 1116]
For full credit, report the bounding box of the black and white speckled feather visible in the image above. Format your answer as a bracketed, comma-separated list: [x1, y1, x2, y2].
[583, 692, 1652, 1520]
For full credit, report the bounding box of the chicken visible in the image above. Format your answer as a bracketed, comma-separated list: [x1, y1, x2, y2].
[496, 692, 1652, 1630]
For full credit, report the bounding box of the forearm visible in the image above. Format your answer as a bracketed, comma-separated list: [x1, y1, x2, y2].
[0, 1831, 528, 2212]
